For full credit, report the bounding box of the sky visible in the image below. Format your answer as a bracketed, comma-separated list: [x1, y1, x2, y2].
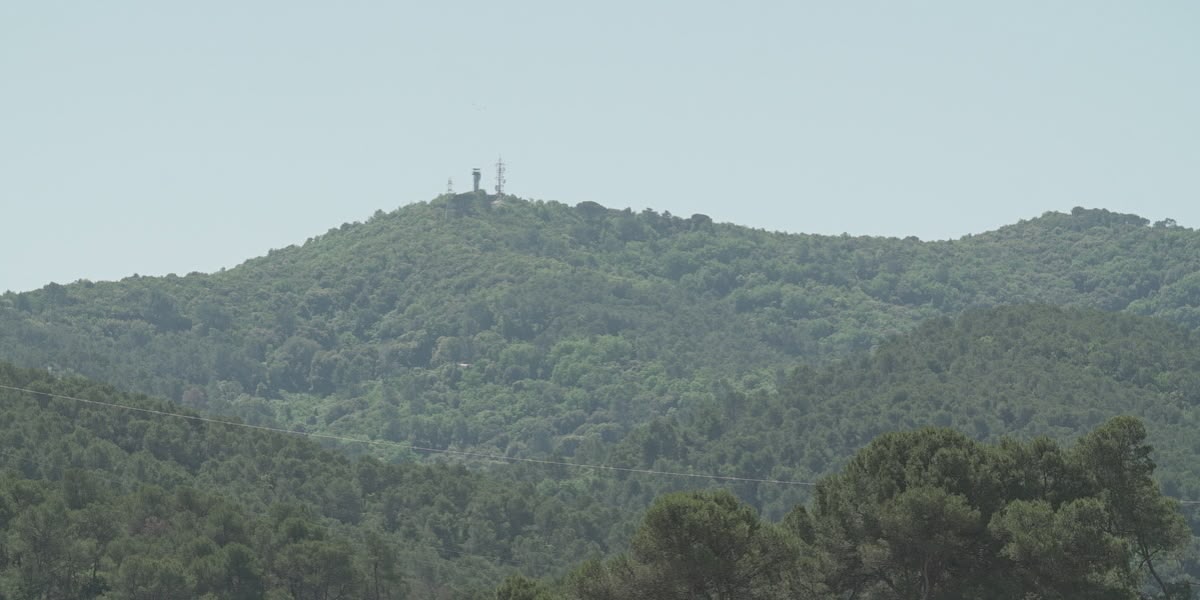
[2, 2, 1198, 293]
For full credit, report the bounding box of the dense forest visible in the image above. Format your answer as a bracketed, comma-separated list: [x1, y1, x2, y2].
[545, 416, 1190, 599]
[3, 198, 1200, 596]
[616, 305, 1200, 519]
[1, 200, 1198, 469]
[1, 361, 1190, 598]
[0, 362, 631, 598]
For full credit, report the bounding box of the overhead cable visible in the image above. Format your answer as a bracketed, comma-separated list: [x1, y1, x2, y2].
[0, 383, 818, 486]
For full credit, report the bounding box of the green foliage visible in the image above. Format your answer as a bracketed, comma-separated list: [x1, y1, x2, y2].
[623, 490, 795, 599]
[7, 200, 1200, 595]
[0, 363, 619, 597]
[495, 574, 556, 600]
[3, 202, 1200, 474]
[560, 419, 1189, 600]
[632, 305, 1200, 522]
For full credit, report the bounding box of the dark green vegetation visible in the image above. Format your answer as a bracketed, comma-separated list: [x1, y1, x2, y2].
[0, 364, 622, 598]
[640, 305, 1200, 520]
[3, 198, 1200, 596]
[1, 201, 1198, 467]
[548, 417, 1190, 599]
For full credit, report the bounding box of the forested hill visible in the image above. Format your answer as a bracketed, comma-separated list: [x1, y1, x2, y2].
[7, 307, 1200, 597]
[0, 362, 625, 598]
[1, 199, 1199, 466]
[8, 299, 1200, 595]
[610, 305, 1200, 520]
[516, 306, 1200, 597]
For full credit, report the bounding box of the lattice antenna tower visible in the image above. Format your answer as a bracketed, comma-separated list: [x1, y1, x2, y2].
[494, 156, 506, 196]
[446, 177, 454, 194]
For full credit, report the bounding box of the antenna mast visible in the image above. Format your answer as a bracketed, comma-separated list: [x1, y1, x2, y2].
[494, 156, 506, 196]
[446, 177, 454, 194]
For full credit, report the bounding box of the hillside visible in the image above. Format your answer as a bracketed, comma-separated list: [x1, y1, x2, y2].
[6, 304, 1200, 594]
[1, 199, 1198, 469]
[510, 305, 1200, 596]
[604, 306, 1200, 520]
[548, 417, 1190, 600]
[0, 362, 628, 598]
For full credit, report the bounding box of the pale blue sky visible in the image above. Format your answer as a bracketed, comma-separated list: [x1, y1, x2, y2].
[2, 2, 1198, 292]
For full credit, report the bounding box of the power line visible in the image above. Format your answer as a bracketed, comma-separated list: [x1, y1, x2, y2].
[0, 384, 818, 486]
[3, 382, 1199, 575]
[6, 380, 1200, 600]
[7, 383, 1200, 505]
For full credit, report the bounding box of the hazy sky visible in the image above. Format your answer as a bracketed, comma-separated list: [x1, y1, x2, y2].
[2, 2, 1197, 293]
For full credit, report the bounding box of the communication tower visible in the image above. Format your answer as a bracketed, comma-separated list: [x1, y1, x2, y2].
[494, 156, 506, 195]
[446, 177, 454, 194]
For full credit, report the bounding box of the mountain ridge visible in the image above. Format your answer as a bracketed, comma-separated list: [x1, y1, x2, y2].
[3, 198, 1200, 469]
